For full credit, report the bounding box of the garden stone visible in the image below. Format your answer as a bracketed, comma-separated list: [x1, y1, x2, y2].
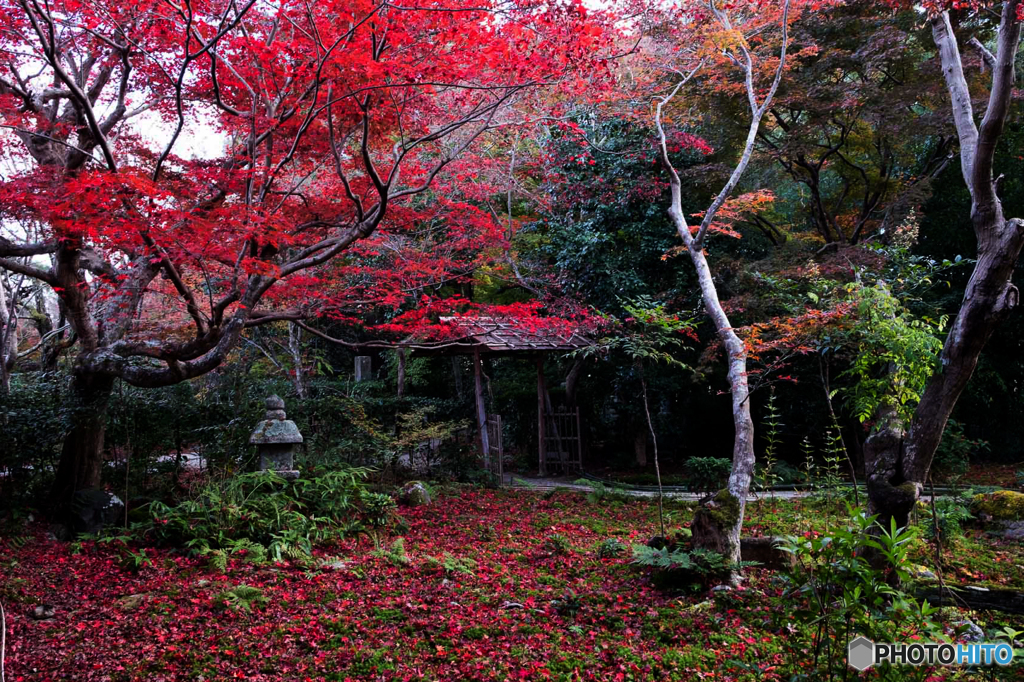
[711, 584, 732, 592]
[46, 523, 67, 542]
[1002, 521, 1024, 541]
[399, 481, 432, 506]
[30, 605, 55, 620]
[918, 585, 1024, 615]
[971, 491, 1024, 521]
[909, 565, 938, 581]
[69, 489, 125, 535]
[354, 356, 373, 381]
[955, 619, 985, 643]
[739, 537, 796, 571]
[250, 395, 302, 480]
[646, 535, 669, 550]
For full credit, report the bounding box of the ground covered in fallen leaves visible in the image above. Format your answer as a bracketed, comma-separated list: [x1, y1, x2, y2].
[2, 488, 1023, 681]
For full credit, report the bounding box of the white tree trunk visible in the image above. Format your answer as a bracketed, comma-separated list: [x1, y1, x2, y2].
[684, 246, 755, 567]
[287, 322, 307, 399]
[653, 0, 790, 576]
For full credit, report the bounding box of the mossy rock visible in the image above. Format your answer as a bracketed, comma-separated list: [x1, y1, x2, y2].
[700, 490, 741, 527]
[971, 491, 1024, 521]
[691, 490, 742, 559]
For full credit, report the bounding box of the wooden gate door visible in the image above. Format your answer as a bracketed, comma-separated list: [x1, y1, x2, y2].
[543, 407, 582, 473]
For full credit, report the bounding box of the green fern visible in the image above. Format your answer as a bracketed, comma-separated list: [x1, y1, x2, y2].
[424, 552, 477, 576]
[631, 544, 756, 578]
[371, 537, 410, 566]
[214, 584, 268, 612]
[206, 549, 229, 572]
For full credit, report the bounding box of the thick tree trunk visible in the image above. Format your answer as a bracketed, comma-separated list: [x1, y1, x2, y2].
[565, 356, 583, 409]
[863, 5, 1023, 533]
[866, 219, 1023, 528]
[396, 348, 407, 399]
[0, 276, 15, 394]
[473, 349, 490, 470]
[864, 406, 916, 531]
[50, 371, 116, 510]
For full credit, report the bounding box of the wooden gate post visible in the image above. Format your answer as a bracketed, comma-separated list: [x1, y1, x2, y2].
[474, 348, 490, 469]
[537, 356, 546, 476]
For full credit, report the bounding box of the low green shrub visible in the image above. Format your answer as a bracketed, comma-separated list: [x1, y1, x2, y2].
[572, 479, 634, 503]
[371, 537, 410, 566]
[682, 457, 731, 497]
[423, 552, 477, 576]
[142, 468, 397, 565]
[932, 419, 988, 483]
[596, 538, 626, 559]
[923, 497, 973, 545]
[631, 542, 751, 590]
[544, 533, 573, 555]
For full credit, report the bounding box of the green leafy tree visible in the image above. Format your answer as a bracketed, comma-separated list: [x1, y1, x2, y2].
[577, 297, 696, 537]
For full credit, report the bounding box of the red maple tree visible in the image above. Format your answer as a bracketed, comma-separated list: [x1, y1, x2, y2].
[0, 0, 616, 508]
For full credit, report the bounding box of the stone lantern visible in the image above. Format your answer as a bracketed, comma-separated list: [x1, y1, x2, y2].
[250, 395, 302, 479]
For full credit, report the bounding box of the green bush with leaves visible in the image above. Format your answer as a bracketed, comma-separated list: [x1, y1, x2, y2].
[371, 537, 411, 566]
[932, 419, 988, 483]
[682, 457, 731, 498]
[572, 479, 633, 504]
[0, 371, 70, 510]
[143, 468, 397, 565]
[923, 497, 974, 545]
[757, 390, 782, 494]
[841, 283, 946, 424]
[423, 552, 477, 576]
[776, 507, 945, 681]
[544, 533, 573, 555]
[596, 538, 626, 559]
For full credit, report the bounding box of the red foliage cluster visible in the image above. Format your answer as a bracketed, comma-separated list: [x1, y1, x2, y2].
[0, 0, 622, 387]
[743, 303, 854, 362]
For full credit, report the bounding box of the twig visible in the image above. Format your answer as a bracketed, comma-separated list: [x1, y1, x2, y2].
[925, 475, 971, 614]
[819, 354, 860, 507]
[1, 596, 6, 682]
[640, 368, 665, 538]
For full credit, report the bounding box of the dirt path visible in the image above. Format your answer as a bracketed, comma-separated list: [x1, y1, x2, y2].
[506, 475, 815, 501]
